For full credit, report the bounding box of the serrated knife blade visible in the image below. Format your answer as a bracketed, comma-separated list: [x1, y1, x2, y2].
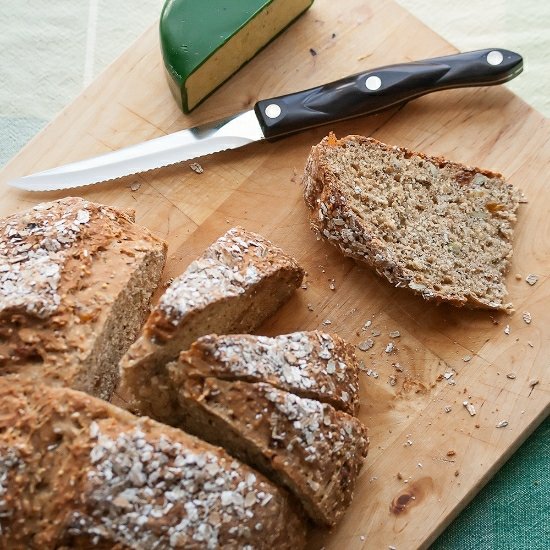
[7, 48, 523, 192]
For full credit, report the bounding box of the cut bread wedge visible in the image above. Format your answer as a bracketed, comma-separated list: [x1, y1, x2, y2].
[0, 197, 167, 401]
[303, 134, 521, 311]
[173, 331, 360, 415]
[119, 227, 304, 423]
[167, 373, 369, 526]
[0, 378, 307, 549]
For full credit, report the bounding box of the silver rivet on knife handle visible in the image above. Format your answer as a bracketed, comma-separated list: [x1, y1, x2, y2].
[264, 103, 282, 118]
[365, 75, 382, 91]
[486, 50, 504, 65]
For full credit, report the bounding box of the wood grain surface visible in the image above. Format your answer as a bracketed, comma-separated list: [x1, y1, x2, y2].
[1, 0, 548, 548]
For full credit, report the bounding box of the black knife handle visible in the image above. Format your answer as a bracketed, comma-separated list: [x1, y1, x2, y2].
[254, 48, 522, 140]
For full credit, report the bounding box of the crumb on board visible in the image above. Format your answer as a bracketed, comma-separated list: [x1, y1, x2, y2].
[444, 406, 452, 413]
[372, 329, 381, 337]
[496, 420, 509, 428]
[525, 273, 538, 286]
[129, 181, 141, 192]
[389, 375, 397, 386]
[528, 341, 534, 348]
[463, 355, 472, 362]
[522, 311, 532, 324]
[385, 342, 395, 353]
[189, 162, 204, 173]
[358, 339, 374, 351]
[309, 47, 317, 56]
[463, 400, 476, 416]
[322, 319, 332, 326]
[393, 362, 404, 372]
[307, 303, 314, 311]
[506, 373, 516, 380]
[329, 281, 336, 291]
[454, 470, 460, 477]
[515, 273, 522, 280]
[389, 330, 400, 338]
[396, 472, 403, 480]
[363, 320, 372, 329]
[504, 324, 510, 335]
[447, 450, 456, 457]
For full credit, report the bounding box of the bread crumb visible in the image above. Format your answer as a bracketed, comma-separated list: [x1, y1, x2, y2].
[189, 162, 204, 174]
[463, 401, 476, 416]
[393, 362, 404, 372]
[504, 325, 510, 335]
[396, 472, 403, 480]
[496, 420, 508, 428]
[506, 373, 516, 380]
[389, 330, 400, 338]
[388, 375, 397, 386]
[385, 342, 395, 353]
[525, 274, 538, 286]
[358, 339, 374, 351]
[444, 406, 452, 413]
[322, 319, 332, 326]
[515, 273, 522, 280]
[522, 311, 532, 324]
[372, 329, 381, 337]
[363, 320, 372, 329]
[447, 450, 456, 457]
[463, 355, 472, 362]
[454, 470, 460, 477]
[307, 304, 314, 311]
[130, 182, 141, 192]
[527, 341, 534, 348]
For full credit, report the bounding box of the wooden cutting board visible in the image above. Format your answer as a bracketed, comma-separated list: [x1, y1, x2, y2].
[1, 0, 548, 547]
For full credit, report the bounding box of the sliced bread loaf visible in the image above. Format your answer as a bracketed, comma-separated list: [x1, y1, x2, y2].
[168, 373, 369, 526]
[119, 227, 304, 423]
[0, 197, 166, 400]
[173, 331, 360, 415]
[0, 378, 306, 549]
[303, 134, 520, 310]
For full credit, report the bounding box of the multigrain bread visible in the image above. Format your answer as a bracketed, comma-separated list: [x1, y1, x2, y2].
[303, 134, 520, 311]
[120, 227, 304, 423]
[0, 378, 307, 549]
[0, 197, 166, 400]
[173, 331, 360, 415]
[168, 373, 369, 526]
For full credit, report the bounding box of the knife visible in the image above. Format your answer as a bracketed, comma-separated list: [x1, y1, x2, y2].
[8, 48, 522, 192]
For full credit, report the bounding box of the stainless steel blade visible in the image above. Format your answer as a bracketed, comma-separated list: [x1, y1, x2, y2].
[8, 110, 265, 192]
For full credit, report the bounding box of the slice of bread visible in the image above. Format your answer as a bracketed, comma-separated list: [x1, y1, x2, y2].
[173, 331, 360, 415]
[0, 378, 306, 549]
[119, 227, 304, 423]
[0, 197, 167, 400]
[168, 374, 369, 526]
[303, 134, 520, 311]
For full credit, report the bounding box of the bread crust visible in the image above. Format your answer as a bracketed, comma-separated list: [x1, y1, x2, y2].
[0, 378, 306, 549]
[0, 197, 167, 400]
[174, 331, 360, 415]
[170, 374, 369, 527]
[303, 135, 520, 311]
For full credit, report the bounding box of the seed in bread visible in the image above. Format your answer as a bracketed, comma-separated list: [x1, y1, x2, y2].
[0, 378, 306, 549]
[174, 331, 360, 415]
[119, 226, 304, 423]
[168, 373, 369, 526]
[0, 197, 167, 400]
[303, 134, 520, 311]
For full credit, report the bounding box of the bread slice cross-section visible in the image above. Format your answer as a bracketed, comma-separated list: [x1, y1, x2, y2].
[119, 227, 304, 423]
[303, 134, 520, 311]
